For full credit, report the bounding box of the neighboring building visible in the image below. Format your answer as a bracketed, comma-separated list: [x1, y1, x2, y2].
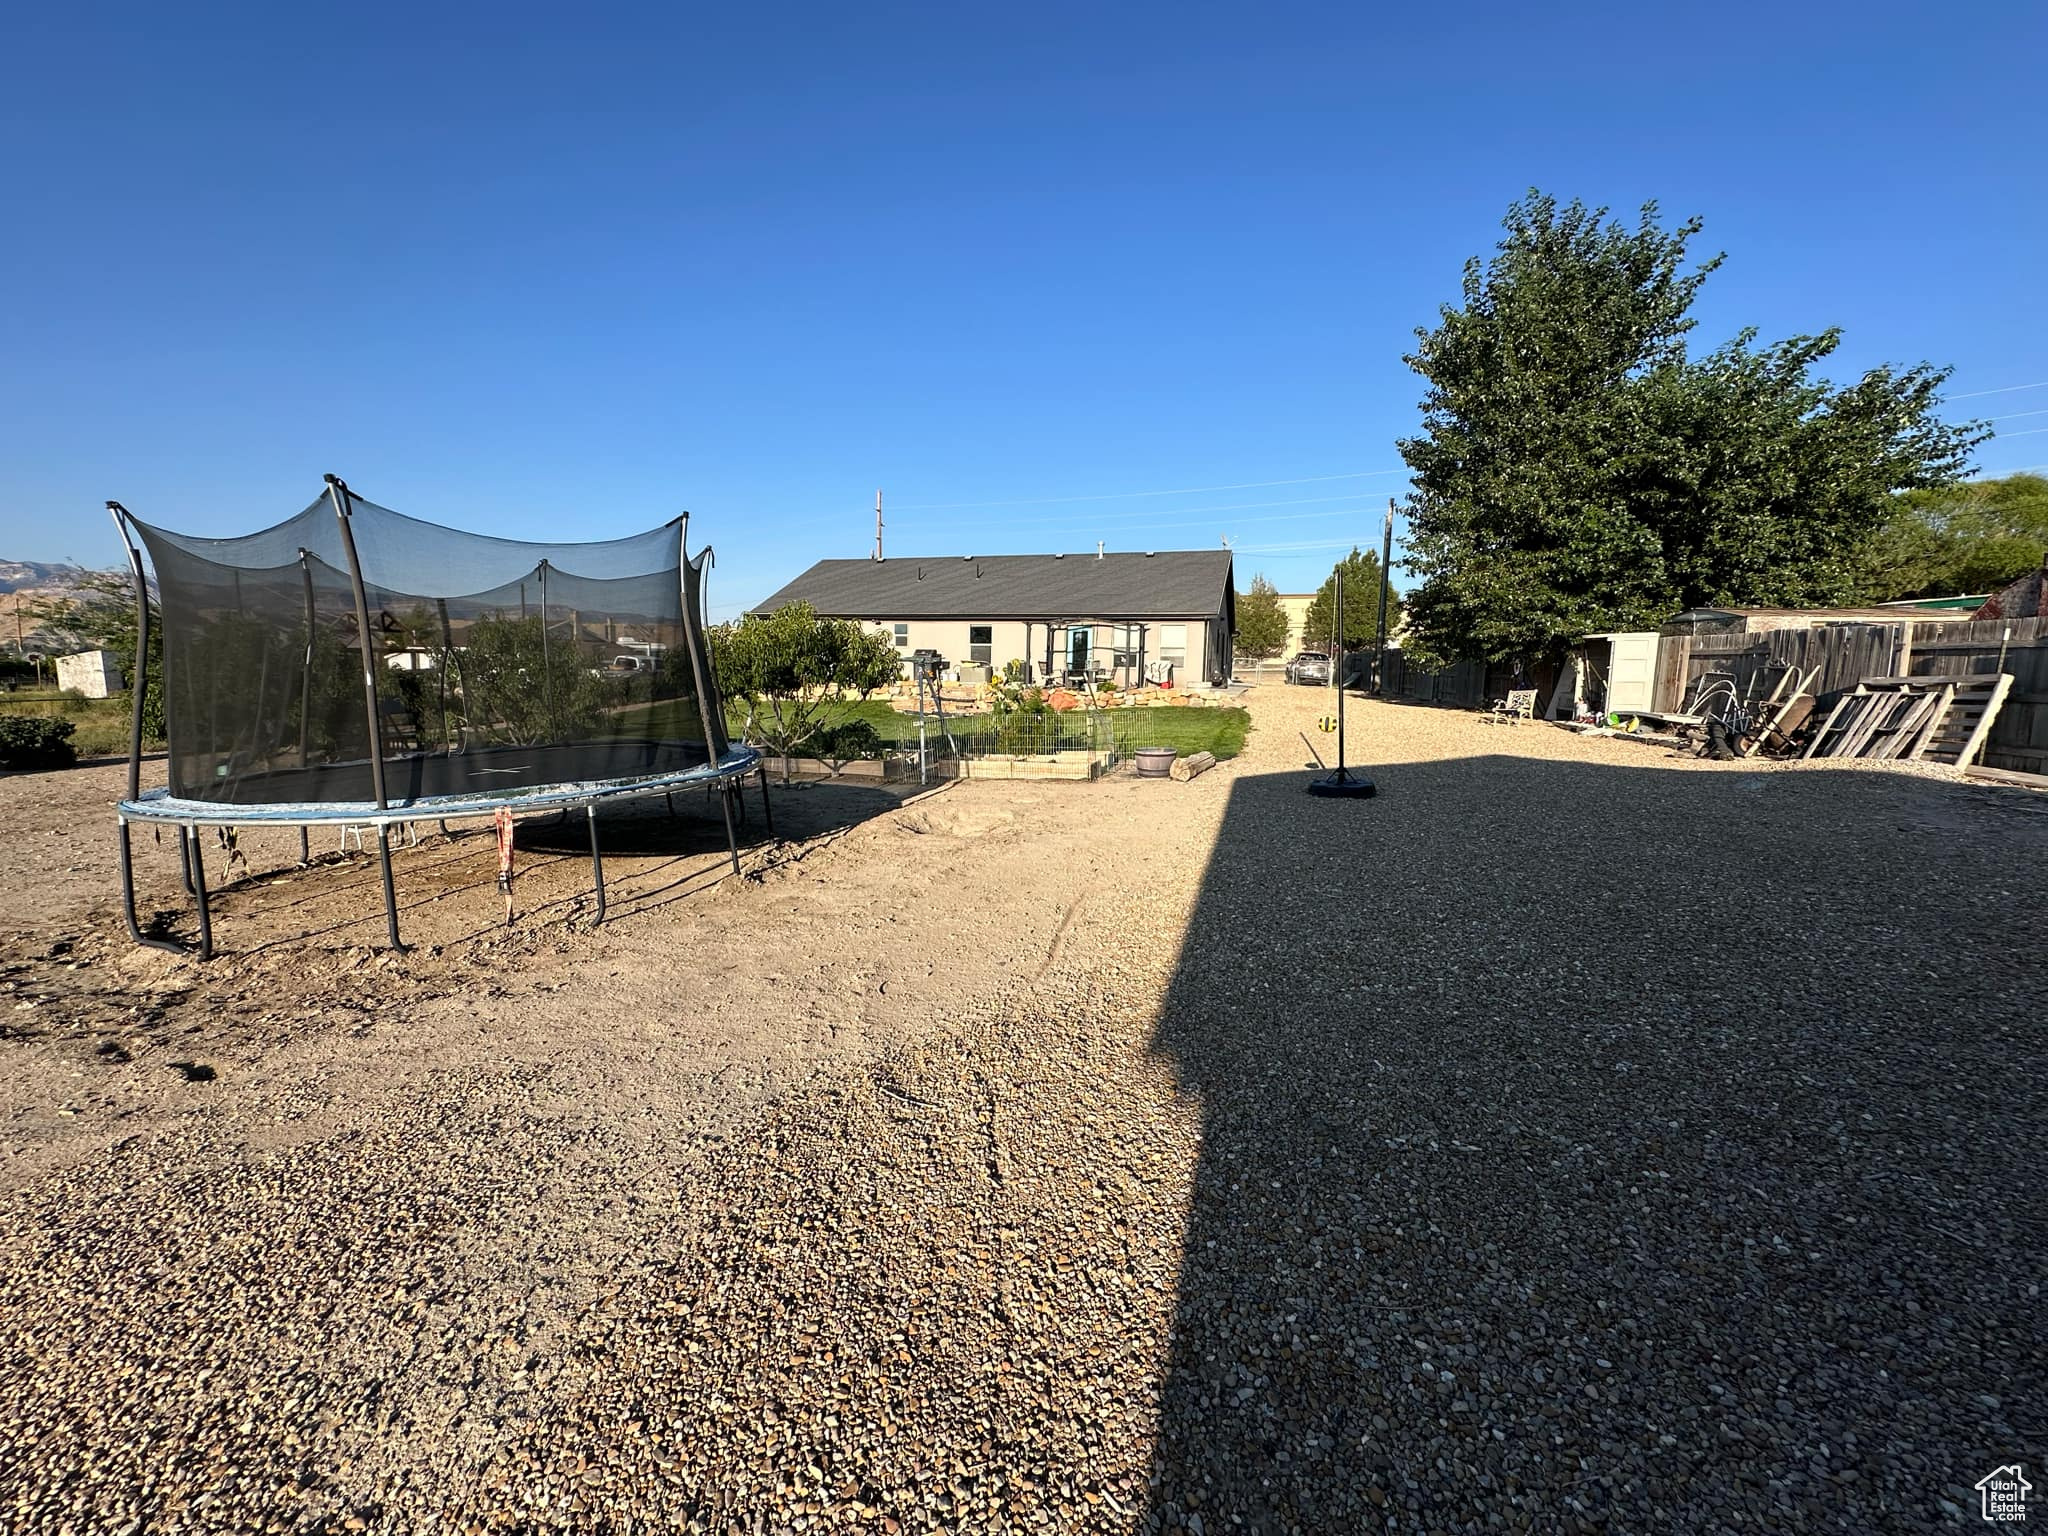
[55, 649, 122, 698]
[1974, 559, 2047, 621]
[751, 550, 1237, 687]
[1277, 593, 1316, 658]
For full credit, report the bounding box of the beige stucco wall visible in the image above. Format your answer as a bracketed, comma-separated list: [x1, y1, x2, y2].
[55, 650, 122, 698]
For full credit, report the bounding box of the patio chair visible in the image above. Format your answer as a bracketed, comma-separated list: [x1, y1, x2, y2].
[1481, 688, 1538, 725]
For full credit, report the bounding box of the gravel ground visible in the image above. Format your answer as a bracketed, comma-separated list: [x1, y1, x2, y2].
[1, 688, 2042, 1533]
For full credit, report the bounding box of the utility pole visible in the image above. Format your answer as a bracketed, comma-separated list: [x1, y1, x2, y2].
[1373, 498, 1395, 695]
[873, 489, 884, 561]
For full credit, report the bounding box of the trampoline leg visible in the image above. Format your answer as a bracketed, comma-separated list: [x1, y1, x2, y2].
[116, 819, 187, 957]
[297, 826, 310, 866]
[665, 791, 677, 820]
[756, 763, 774, 838]
[718, 781, 742, 879]
[189, 827, 214, 963]
[177, 827, 196, 894]
[586, 805, 607, 926]
[375, 824, 405, 951]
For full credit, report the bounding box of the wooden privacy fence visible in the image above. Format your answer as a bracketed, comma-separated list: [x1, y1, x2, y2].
[1654, 616, 2048, 774]
[1377, 652, 1490, 709]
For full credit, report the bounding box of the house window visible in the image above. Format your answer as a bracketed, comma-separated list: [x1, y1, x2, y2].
[892, 624, 910, 648]
[968, 625, 993, 666]
[1159, 624, 1188, 671]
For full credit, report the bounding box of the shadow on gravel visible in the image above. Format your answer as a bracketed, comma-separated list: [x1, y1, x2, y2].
[1146, 753, 2045, 1533]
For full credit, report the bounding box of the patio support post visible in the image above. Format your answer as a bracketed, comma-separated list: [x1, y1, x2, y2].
[327, 473, 405, 951]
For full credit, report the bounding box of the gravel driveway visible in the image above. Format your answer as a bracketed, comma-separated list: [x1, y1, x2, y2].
[1, 685, 2041, 1533]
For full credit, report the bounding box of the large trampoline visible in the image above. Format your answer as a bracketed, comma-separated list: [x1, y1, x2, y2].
[111, 475, 766, 958]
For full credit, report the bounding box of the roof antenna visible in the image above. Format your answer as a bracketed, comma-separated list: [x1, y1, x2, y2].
[873, 489, 884, 561]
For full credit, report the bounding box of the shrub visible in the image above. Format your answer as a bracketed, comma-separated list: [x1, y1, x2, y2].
[814, 718, 883, 765]
[0, 716, 78, 770]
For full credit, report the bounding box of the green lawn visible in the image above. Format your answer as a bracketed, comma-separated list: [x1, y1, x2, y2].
[2, 690, 1251, 767]
[0, 695, 144, 757]
[701, 697, 1251, 760]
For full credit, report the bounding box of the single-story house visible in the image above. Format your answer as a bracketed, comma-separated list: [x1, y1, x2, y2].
[751, 550, 1236, 687]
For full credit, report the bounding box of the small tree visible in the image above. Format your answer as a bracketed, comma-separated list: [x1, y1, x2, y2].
[712, 603, 904, 779]
[1234, 574, 1290, 660]
[1300, 548, 1400, 654]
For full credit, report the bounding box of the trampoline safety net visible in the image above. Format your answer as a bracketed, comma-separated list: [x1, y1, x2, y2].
[128, 488, 731, 807]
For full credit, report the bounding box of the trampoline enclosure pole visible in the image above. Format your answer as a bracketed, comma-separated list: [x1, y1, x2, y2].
[107, 504, 150, 805]
[586, 805, 606, 925]
[328, 473, 405, 951]
[188, 824, 213, 962]
[538, 559, 554, 739]
[374, 823, 402, 950]
[108, 505, 200, 956]
[297, 551, 317, 863]
[678, 526, 731, 770]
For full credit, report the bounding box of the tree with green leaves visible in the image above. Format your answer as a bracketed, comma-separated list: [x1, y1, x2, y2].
[1300, 548, 1400, 654]
[712, 602, 903, 778]
[27, 575, 164, 740]
[1233, 574, 1290, 660]
[1856, 473, 2048, 600]
[1398, 191, 1988, 666]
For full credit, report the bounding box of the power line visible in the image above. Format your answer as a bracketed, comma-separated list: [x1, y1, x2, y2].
[1990, 426, 2048, 439]
[889, 468, 1408, 512]
[1988, 407, 2048, 422]
[1947, 380, 2048, 401]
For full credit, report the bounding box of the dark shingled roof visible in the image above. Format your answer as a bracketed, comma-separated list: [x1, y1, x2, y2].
[751, 551, 1235, 621]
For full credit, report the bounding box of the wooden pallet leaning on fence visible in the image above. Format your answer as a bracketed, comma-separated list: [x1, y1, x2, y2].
[1803, 674, 2014, 767]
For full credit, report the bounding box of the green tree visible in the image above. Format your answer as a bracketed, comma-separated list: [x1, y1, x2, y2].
[1856, 473, 2048, 600]
[28, 575, 164, 740]
[1398, 191, 1987, 665]
[1233, 574, 1290, 660]
[712, 603, 904, 779]
[457, 613, 609, 745]
[1299, 548, 1400, 654]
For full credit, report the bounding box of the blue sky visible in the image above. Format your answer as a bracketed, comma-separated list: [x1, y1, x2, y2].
[3, 2, 2043, 610]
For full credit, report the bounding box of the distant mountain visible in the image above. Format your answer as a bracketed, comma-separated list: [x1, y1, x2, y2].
[0, 559, 97, 597]
[1, 561, 121, 653]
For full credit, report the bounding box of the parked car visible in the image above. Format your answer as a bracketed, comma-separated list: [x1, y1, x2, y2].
[1285, 650, 1331, 685]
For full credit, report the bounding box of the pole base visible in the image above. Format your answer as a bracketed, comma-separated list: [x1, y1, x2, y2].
[1307, 769, 1377, 799]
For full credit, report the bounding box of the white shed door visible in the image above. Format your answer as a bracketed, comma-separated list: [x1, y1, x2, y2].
[1606, 633, 1658, 712]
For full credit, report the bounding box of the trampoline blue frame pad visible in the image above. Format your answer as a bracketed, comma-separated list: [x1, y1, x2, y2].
[118, 746, 763, 827]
